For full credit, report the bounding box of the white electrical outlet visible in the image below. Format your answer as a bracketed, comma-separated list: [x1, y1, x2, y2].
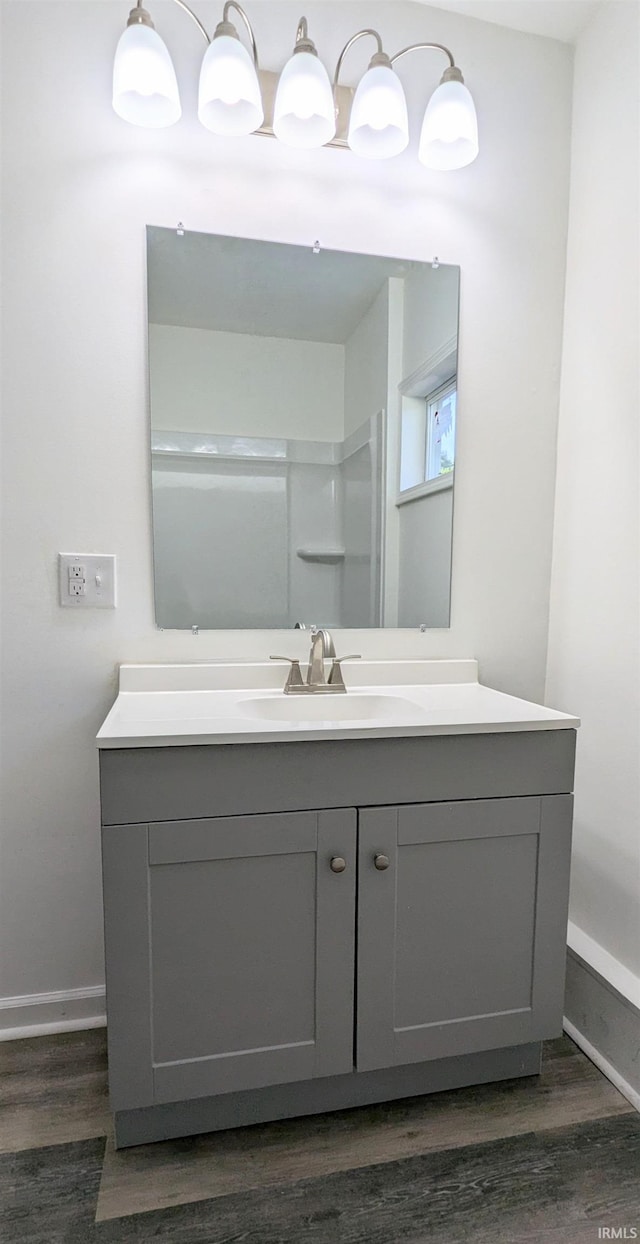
[59, 554, 117, 608]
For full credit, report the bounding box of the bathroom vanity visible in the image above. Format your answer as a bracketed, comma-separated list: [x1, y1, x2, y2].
[98, 659, 578, 1148]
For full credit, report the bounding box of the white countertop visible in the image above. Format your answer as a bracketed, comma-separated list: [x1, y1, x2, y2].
[96, 660, 579, 749]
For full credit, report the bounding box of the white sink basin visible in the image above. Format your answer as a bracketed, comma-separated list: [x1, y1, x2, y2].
[96, 660, 580, 748]
[241, 693, 425, 723]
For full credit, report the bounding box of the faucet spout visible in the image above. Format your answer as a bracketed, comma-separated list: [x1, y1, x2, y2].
[307, 628, 335, 686]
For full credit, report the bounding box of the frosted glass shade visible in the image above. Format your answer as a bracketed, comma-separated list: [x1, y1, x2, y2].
[348, 65, 409, 160]
[198, 35, 263, 136]
[112, 22, 181, 128]
[418, 79, 478, 170]
[273, 52, 336, 149]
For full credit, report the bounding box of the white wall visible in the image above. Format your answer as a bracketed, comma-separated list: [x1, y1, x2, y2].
[546, 1, 640, 985]
[342, 439, 377, 627]
[149, 324, 345, 440]
[402, 263, 459, 378]
[395, 264, 459, 628]
[398, 488, 455, 627]
[382, 278, 406, 625]
[343, 282, 391, 625]
[0, 0, 572, 1019]
[344, 282, 390, 438]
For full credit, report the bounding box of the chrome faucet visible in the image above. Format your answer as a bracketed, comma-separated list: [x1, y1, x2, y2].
[270, 628, 360, 694]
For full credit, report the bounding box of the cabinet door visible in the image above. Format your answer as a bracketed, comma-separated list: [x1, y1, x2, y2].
[102, 809, 356, 1109]
[356, 796, 572, 1072]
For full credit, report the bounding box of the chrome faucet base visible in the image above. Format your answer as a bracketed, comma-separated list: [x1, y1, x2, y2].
[271, 630, 361, 694]
[285, 681, 346, 696]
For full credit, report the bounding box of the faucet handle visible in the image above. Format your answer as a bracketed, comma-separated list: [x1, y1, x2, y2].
[269, 655, 305, 693]
[327, 654, 361, 690]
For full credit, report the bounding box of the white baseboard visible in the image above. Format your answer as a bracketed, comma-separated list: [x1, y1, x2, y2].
[563, 1016, 640, 1112]
[0, 985, 106, 1041]
[567, 921, 640, 1011]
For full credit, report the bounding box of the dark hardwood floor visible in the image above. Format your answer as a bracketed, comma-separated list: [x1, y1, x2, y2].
[1, 1029, 638, 1243]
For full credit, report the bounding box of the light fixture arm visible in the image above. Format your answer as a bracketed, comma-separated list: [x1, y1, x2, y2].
[127, 0, 153, 27]
[163, 0, 211, 44]
[222, 0, 259, 67]
[129, 0, 262, 62]
[389, 41, 456, 71]
[333, 28, 384, 90]
[292, 16, 319, 56]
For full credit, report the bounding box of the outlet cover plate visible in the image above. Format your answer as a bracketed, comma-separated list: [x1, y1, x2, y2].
[58, 553, 117, 608]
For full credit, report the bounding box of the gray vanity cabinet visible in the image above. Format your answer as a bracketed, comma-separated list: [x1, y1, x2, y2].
[102, 809, 357, 1109]
[356, 796, 572, 1071]
[100, 730, 575, 1146]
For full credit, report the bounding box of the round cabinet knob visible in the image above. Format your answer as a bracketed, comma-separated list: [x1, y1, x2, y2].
[374, 853, 390, 871]
[330, 856, 347, 873]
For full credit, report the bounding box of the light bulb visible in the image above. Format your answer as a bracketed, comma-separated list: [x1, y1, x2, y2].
[273, 50, 336, 149]
[418, 72, 478, 170]
[112, 15, 181, 128]
[198, 30, 263, 136]
[348, 61, 408, 160]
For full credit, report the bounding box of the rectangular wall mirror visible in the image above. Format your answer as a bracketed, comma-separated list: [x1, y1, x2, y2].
[148, 227, 459, 630]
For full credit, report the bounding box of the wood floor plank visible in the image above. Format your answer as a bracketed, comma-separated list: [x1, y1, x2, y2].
[91, 1113, 640, 1244]
[0, 1138, 105, 1244]
[0, 1030, 109, 1153]
[95, 1036, 634, 1222]
[2, 1030, 638, 1244]
[406, 1227, 605, 1244]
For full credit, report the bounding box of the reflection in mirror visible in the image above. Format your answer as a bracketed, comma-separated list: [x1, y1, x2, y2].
[147, 228, 459, 629]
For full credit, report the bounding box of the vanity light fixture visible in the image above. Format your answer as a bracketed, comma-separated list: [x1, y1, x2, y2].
[273, 17, 336, 149]
[417, 65, 478, 170]
[337, 31, 409, 160]
[198, 1, 263, 135]
[112, 2, 182, 127]
[112, 1, 479, 169]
